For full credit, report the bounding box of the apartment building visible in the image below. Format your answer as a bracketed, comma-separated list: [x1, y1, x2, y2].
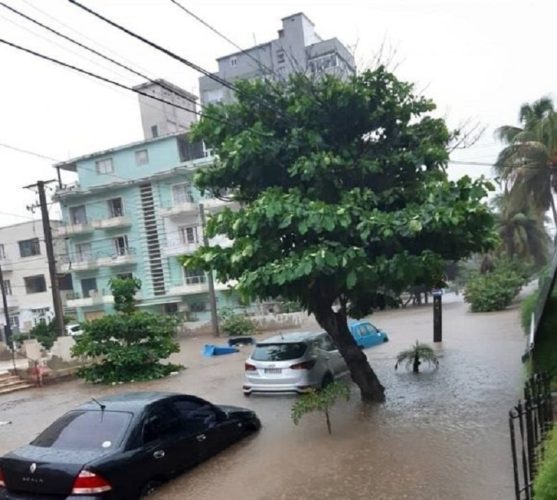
[199, 12, 356, 105]
[53, 132, 237, 322]
[0, 220, 67, 335]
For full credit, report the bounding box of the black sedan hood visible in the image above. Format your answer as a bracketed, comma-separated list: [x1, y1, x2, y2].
[217, 404, 254, 417]
[1, 445, 112, 495]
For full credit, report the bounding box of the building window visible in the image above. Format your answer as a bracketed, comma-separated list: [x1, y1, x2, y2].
[81, 277, 97, 298]
[179, 225, 199, 245]
[276, 50, 285, 64]
[113, 235, 129, 256]
[9, 314, 19, 330]
[96, 158, 114, 174]
[58, 273, 73, 291]
[18, 238, 40, 258]
[0, 244, 5, 259]
[172, 183, 193, 205]
[3, 280, 12, 295]
[107, 198, 124, 218]
[135, 149, 149, 166]
[69, 205, 87, 225]
[24, 275, 47, 294]
[230, 56, 238, 67]
[151, 125, 159, 138]
[184, 267, 206, 285]
[75, 242, 92, 262]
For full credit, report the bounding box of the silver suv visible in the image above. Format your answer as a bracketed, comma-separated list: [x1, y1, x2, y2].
[243, 331, 348, 396]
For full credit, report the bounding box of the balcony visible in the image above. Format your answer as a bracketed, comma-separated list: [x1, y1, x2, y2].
[0, 257, 13, 272]
[58, 248, 137, 272]
[159, 201, 198, 218]
[66, 290, 142, 308]
[167, 276, 235, 296]
[54, 222, 94, 238]
[0, 295, 19, 309]
[163, 237, 200, 257]
[92, 215, 131, 230]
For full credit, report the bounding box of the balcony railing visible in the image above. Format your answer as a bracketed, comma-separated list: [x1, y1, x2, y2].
[159, 200, 197, 217]
[0, 257, 13, 272]
[163, 236, 200, 257]
[59, 247, 136, 272]
[54, 221, 94, 238]
[92, 215, 131, 230]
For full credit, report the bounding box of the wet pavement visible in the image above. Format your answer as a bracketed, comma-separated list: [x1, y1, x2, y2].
[0, 294, 526, 499]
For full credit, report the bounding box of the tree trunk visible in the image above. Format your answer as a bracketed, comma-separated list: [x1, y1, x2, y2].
[413, 355, 420, 373]
[550, 193, 557, 235]
[314, 306, 385, 402]
[325, 410, 332, 435]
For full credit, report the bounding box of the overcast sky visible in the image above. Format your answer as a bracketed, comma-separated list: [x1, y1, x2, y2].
[0, 0, 555, 226]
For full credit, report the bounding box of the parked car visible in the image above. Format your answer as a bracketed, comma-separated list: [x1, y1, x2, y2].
[349, 320, 389, 349]
[65, 324, 83, 337]
[243, 331, 349, 396]
[0, 392, 260, 499]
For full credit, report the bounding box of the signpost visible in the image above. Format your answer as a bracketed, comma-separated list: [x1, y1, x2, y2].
[432, 288, 443, 343]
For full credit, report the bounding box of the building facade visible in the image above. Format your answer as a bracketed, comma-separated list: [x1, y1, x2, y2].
[199, 12, 356, 105]
[53, 133, 237, 322]
[134, 79, 199, 140]
[0, 220, 67, 335]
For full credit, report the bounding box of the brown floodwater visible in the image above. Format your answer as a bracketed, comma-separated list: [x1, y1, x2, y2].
[0, 295, 526, 499]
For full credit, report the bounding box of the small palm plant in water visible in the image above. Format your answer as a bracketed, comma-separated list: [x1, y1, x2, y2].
[395, 341, 439, 373]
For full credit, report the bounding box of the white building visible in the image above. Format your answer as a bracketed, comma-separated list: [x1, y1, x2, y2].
[0, 220, 68, 337]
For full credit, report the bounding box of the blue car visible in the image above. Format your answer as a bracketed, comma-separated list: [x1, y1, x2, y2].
[349, 320, 389, 349]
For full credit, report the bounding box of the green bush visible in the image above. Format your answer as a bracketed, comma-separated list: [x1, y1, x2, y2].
[464, 264, 526, 312]
[72, 279, 183, 384]
[220, 310, 257, 337]
[23, 316, 69, 350]
[534, 428, 557, 500]
[521, 290, 539, 333]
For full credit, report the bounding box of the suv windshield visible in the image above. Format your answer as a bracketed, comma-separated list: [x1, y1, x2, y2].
[32, 410, 131, 451]
[252, 342, 307, 361]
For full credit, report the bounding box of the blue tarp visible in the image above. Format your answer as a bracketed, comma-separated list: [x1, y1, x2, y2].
[202, 344, 239, 357]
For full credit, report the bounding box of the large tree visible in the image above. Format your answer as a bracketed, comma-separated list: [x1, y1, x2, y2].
[495, 97, 557, 226]
[184, 68, 496, 402]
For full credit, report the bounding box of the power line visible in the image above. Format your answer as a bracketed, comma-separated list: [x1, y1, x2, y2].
[168, 0, 277, 79]
[0, 2, 201, 108]
[68, 0, 284, 117]
[0, 142, 59, 162]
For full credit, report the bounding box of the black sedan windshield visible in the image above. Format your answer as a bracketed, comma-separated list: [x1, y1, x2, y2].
[31, 410, 131, 451]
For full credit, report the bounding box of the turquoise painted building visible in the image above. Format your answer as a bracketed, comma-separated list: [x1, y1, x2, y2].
[53, 132, 237, 322]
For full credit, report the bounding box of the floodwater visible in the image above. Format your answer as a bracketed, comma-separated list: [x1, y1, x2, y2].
[0, 295, 526, 499]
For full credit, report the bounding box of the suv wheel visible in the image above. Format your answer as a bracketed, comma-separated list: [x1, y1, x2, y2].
[321, 372, 334, 389]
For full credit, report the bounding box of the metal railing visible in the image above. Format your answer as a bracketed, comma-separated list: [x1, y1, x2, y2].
[509, 372, 554, 499]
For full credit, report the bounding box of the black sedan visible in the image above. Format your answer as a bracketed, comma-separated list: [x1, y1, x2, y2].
[0, 392, 261, 499]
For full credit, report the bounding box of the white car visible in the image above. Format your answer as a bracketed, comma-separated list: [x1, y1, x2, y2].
[243, 331, 348, 395]
[65, 324, 83, 337]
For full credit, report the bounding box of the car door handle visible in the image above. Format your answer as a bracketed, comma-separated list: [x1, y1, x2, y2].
[196, 434, 206, 442]
[153, 450, 165, 459]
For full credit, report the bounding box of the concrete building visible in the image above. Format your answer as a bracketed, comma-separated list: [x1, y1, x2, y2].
[0, 220, 68, 335]
[199, 12, 356, 105]
[53, 132, 237, 322]
[134, 79, 198, 140]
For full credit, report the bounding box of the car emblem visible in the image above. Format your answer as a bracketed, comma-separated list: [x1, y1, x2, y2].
[29, 463, 37, 474]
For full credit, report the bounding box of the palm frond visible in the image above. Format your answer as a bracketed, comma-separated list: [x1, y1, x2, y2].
[495, 125, 522, 145]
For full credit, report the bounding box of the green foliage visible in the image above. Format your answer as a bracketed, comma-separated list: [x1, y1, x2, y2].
[183, 68, 496, 320]
[291, 382, 350, 435]
[464, 260, 528, 312]
[109, 277, 141, 315]
[534, 428, 557, 500]
[72, 279, 182, 383]
[395, 341, 439, 373]
[22, 316, 70, 350]
[533, 295, 557, 387]
[521, 290, 539, 333]
[220, 309, 257, 336]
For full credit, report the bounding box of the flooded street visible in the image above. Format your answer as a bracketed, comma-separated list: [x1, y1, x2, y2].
[0, 295, 525, 499]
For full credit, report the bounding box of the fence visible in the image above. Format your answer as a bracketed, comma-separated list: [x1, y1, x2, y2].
[509, 372, 554, 499]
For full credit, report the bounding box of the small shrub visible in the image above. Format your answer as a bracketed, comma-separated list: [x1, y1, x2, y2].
[291, 382, 350, 435]
[521, 290, 539, 333]
[534, 428, 557, 500]
[395, 341, 439, 373]
[220, 310, 257, 337]
[464, 265, 526, 312]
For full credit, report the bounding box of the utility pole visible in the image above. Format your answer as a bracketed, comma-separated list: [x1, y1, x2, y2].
[199, 203, 220, 337]
[24, 180, 65, 338]
[0, 263, 11, 345]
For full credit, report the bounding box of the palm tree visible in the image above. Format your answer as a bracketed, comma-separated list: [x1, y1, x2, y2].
[395, 341, 439, 373]
[492, 193, 550, 268]
[495, 97, 557, 227]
